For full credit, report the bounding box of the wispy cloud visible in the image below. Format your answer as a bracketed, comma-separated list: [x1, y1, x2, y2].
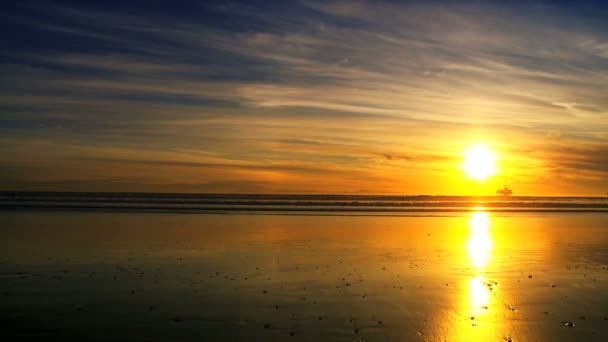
[1, 0, 607, 194]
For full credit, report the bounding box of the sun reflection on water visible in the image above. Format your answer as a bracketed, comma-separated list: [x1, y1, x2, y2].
[466, 211, 493, 319]
[434, 211, 500, 340]
[467, 212, 492, 269]
[468, 275, 490, 316]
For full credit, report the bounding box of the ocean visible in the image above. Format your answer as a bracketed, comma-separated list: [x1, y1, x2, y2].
[2, 192, 608, 212]
[1, 192, 608, 341]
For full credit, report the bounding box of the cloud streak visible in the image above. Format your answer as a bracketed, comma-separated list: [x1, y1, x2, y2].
[1, 0, 607, 194]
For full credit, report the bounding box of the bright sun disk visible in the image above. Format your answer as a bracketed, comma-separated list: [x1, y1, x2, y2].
[462, 144, 497, 181]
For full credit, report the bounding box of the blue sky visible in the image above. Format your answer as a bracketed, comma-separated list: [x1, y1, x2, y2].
[1, 0, 608, 195]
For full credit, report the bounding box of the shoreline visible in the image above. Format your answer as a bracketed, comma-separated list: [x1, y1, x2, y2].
[2, 205, 608, 214]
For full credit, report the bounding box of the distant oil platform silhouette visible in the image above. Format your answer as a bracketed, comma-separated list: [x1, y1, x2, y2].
[496, 182, 513, 197]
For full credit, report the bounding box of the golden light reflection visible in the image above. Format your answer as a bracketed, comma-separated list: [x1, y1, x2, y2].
[466, 211, 493, 320]
[467, 212, 492, 269]
[469, 276, 489, 311]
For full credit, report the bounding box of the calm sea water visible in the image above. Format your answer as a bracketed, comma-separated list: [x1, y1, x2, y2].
[1, 194, 608, 341]
[1, 192, 608, 212]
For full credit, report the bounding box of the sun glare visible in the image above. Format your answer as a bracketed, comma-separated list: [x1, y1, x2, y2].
[462, 144, 497, 181]
[467, 212, 492, 268]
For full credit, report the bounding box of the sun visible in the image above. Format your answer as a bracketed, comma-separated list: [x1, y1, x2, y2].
[462, 144, 497, 181]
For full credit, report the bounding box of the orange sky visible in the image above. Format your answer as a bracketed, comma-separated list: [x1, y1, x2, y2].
[1, 1, 608, 195]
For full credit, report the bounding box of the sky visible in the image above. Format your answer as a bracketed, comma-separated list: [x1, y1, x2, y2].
[1, 0, 608, 195]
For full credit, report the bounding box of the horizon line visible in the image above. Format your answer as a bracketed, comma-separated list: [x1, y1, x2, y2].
[1, 190, 606, 199]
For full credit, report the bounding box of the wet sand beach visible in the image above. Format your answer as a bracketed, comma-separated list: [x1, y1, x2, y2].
[1, 211, 608, 341]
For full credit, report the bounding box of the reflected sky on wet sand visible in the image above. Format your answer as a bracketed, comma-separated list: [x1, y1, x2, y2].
[1, 211, 608, 341]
